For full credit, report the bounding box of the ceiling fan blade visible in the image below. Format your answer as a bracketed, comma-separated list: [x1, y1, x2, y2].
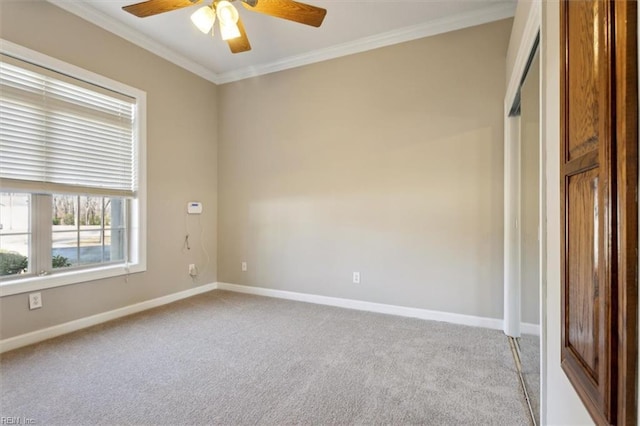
[242, 0, 326, 27]
[123, 0, 202, 18]
[227, 18, 252, 54]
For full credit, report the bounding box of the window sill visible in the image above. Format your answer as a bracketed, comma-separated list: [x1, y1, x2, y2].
[0, 262, 146, 297]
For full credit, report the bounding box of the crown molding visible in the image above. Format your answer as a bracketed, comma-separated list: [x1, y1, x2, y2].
[215, 2, 516, 84]
[45, 0, 515, 85]
[45, 0, 219, 84]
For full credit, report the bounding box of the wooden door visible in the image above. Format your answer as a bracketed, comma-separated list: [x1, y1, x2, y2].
[560, 1, 637, 424]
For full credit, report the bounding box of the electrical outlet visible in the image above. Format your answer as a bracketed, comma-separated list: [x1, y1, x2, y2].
[241, 262, 247, 272]
[29, 292, 42, 310]
[353, 272, 360, 284]
[189, 264, 198, 277]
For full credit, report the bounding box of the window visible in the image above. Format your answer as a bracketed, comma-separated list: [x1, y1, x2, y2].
[0, 193, 30, 275]
[0, 40, 146, 296]
[51, 195, 127, 268]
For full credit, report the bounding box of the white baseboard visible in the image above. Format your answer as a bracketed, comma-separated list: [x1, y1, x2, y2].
[520, 322, 541, 336]
[0, 283, 218, 354]
[3, 281, 530, 354]
[216, 282, 504, 331]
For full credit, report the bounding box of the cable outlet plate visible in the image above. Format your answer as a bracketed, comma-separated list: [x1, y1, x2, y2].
[241, 262, 247, 272]
[29, 292, 43, 310]
[189, 264, 198, 277]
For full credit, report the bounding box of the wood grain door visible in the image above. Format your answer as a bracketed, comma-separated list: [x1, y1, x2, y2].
[560, 1, 637, 424]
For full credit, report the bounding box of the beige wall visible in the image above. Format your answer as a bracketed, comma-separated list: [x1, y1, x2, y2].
[0, 1, 218, 339]
[218, 19, 512, 319]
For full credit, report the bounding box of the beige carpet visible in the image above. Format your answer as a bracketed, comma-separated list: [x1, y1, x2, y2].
[1, 290, 530, 425]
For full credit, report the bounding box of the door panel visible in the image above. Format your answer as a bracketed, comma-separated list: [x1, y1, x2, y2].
[567, 1, 604, 160]
[561, 0, 612, 421]
[566, 1, 601, 161]
[560, 0, 638, 424]
[566, 169, 599, 378]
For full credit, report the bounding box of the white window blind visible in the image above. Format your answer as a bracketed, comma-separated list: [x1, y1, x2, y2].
[0, 56, 136, 197]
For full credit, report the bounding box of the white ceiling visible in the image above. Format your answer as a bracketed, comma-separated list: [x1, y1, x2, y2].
[47, 0, 516, 84]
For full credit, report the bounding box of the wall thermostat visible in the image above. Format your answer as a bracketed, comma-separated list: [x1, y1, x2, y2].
[187, 201, 203, 214]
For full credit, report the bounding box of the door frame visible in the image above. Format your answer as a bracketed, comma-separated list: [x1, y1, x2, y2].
[503, 0, 544, 420]
[504, 1, 542, 338]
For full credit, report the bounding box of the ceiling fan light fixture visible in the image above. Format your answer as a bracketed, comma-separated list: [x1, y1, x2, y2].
[216, 1, 241, 40]
[220, 22, 241, 40]
[216, 1, 239, 26]
[190, 5, 216, 34]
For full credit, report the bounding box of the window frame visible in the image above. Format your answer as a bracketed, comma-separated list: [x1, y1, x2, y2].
[0, 39, 147, 297]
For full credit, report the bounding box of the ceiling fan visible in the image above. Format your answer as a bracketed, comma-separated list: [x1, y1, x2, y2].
[122, 0, 327, 54]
